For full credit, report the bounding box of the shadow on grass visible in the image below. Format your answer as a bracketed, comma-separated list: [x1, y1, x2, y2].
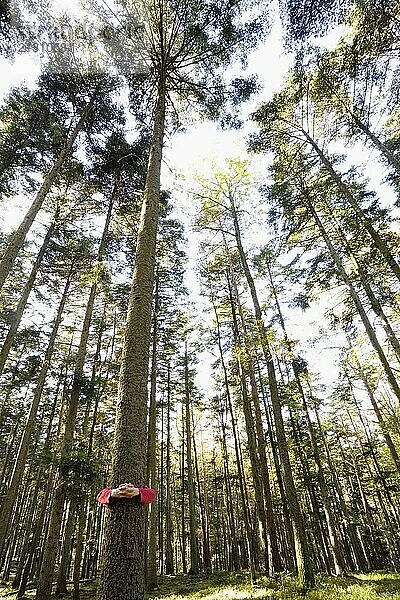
[146, 571, 400, 600]
[2, 571, 400, 600]
[359, 573, 400, 595]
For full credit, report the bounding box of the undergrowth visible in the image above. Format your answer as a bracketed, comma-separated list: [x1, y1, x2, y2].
[1, 571, 399, 599]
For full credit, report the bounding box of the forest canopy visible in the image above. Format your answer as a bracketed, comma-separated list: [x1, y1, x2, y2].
[0, 1, 399, 599]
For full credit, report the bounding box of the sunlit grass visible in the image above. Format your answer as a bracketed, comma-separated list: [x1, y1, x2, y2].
[147, 571, 400, 600]
[1, 571, 399, 599]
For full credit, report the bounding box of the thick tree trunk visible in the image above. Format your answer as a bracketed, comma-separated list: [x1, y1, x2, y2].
[97, 83, 165, 600]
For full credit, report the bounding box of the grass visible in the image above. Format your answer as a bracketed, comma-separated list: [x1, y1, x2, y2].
[147, 571, 400, 600]
[1, 571, 399, 599]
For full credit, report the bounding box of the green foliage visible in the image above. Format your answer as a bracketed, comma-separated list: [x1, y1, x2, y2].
[59, 450, 100, 492]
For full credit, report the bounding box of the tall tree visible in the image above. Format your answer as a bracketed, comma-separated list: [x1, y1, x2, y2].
[96, 2, 265, 599]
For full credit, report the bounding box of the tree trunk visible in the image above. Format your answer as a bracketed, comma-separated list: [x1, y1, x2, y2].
[146, 272, 159, 590]
[346, 338, 400, 473]
[0, 109, 89, 291]
[165, 363, 174, 575]
[35, 193, 114, 600]
[192, 414, 212, 573]
[0, 271, 72, 559]
[97, 81, 165, 600]
[211, 291, 257, 581]
[302, 129, 400, 283]
[0, 213, 58, 377]
[55, 499, 77, 595]
[184, 345, 201, 574]
[266, 260, 346, 574]
[229, 192, 315, 588]
[307, 197, 400, 403]
[228, 266, 282, 574]
[72, 502, 86, 600]
[323, 199, 400, 364]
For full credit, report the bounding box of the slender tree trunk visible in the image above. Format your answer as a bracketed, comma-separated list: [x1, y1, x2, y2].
[229, 192, 315, 588]
[309, 385, 370, 572]
[55, 499, 77, 595]
[229, 267, 282, 574]
[258, 368, 295, 571]
[307, 198, 400, 403]
[36, 194, 114, 600]
[0, 213, 58, 376]
[165, 363, 174, 575]
[323, 202, 400, 363]
[266, 260, 346, 574]
[184, 345, 201, 574]
[17, 353, 70, 599]
[146, 272, 159, 590]
[210, 291, 257, 581]
[192, 415, 212, 573]
[72, 502, 86, 600]
[317, 69, 400, 174]
[181, 402, 187, 574]
[301, 129, 400, 283]
[346, 338, 400, 473]
[0, 272, 72, 559]
[97, 81, 166, 600]
[0, 109, 89, 291]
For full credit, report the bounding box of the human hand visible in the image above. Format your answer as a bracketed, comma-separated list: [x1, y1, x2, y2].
[110, 483, 140, 498]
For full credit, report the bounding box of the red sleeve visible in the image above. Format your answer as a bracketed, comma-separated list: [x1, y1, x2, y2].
[139, 487, 156, 505]
[97, 487, 112, 506]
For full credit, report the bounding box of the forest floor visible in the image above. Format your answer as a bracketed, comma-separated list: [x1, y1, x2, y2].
[1, 571, 400, 599]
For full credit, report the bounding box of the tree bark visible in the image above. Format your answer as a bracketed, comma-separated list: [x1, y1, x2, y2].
[35, 192, 114, 600]
[97, 81, 165, 600]
[229, 191, 315, 588]
[0, 271, 72, 559]
[0, 212, 58, 377]
[0, 109, 89, 291]
[301, 129, 400, 283]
